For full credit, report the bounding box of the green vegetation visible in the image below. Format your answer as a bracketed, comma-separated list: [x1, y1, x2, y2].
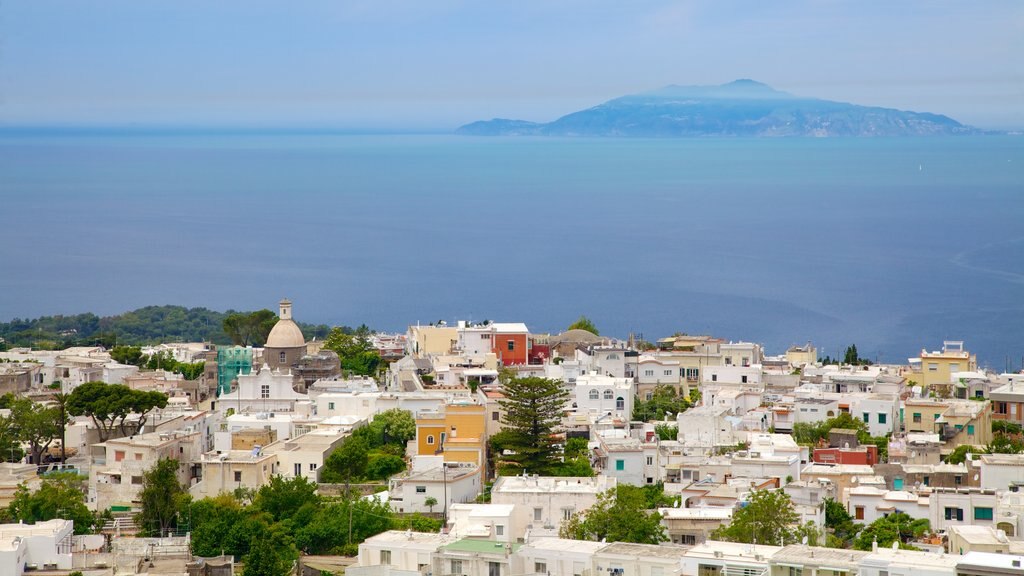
[655, 423, 678, 441]
[110, 346, 206, 380]
[321, 409, 416, 483]
[6, 472, 98, 534]
[65, 381, 168, 442]
[853, 513, 929, 551]
[495, 377, 570, 475]
[820, 344, 872, 366]
[633, 385, 699, 422]
[824, 498, 861, 548]
[9, 398, 65, 465]
[187, 476, 441, 564]
[560, 485, 668, 544]
[0, 305, 333, 350]
[711, 489, 818, 546]
[137, 458, 188, 537]
[792, 412, 889, 461]
[223, 310, 279, 347]
[566, 316, 599, 336]
[322, 325, 382, 376]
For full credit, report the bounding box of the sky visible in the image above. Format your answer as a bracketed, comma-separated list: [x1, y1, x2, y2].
[1, 1, 1022, 131]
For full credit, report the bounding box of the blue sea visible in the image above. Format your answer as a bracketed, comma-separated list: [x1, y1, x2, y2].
[1, 132, 1022, 368]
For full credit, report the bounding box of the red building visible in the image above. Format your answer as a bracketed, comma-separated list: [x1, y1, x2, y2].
[490, 323, 529, 366]
[812, 445, 879, 466]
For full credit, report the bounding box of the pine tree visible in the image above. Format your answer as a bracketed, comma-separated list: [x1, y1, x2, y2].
[497, 377, 569, 474]
[136, 458, 186, 537]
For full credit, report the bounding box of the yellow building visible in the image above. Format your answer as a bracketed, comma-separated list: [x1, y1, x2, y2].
[416, 402, 487, 475]
[904, 398, 992, 452]
[407, 325, 458, 358]
[915, 341, 977, 390]
[785, 343, 817, 368]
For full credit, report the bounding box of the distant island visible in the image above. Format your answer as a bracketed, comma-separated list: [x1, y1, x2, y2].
[456, 79, 978, 137]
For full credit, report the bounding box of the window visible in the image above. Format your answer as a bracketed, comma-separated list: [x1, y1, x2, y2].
[741, 375, 748, 383]
[451, 560, 464, 575]
[496, 525, 504, 536]
[115, 451, 125, 462]
[975, 507, 994, 521]
[742, 357, 750, 367]
[562, 507, 574, 521]
[481, 334, 491, 340]
[416, 486, 426, 493]
[855, 506, 865, 520]
[913, 412, 922, 423]
[135, 453, 143, 461]
[944, 507, 964, 521]
[679, 535, 697, 546]
[878, 413, 887, 424]
[534, 507, 543, 521]
[923, 476, 930, 486]
[131, 476, 143, 485]
[427, 435, 435, 445]
[603, 390, 613, 400]
[260, 384, 270, 399]
[535, 563, 547, 574]
[380, 550, 392, 565]
[955, 475, 963, 485]
[309, 463, 317, 471]
[507, 340, 515, 351]
[607, 353, 620, 360]
[645, 370, 654, 377]
[645, 392, 653, 401]
[492, 412, 500, 421]
[787, 568, 802, 576]
[711, 374, 717, 382]
[589, 390, 599, 400]
[328, 402, 335, 410]
[928, 362, 938, 371]
[686, 368, 699, 381]
[615, 459, 625, 471]
[863, 413, 869, 423]
[934, 413, 941, 420]
[616, 397, 624, 410]
[725, 357, 733, 366]
[279, 351, 287, 363]
[894, 478, 904, 490]
[234, 471, 242, 482]
[968, 425, 975, 435]
[664, 370, 672, 376]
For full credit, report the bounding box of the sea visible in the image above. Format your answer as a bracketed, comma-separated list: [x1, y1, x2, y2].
[1, 131, 1022, 368]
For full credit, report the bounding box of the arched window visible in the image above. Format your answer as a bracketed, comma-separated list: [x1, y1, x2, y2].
[589, 389, 599, 400]
[616, 397, 625, 410]
[603, 390, 613, 400]
[279, 351, 287, 363]
[427, 435, 435, 445]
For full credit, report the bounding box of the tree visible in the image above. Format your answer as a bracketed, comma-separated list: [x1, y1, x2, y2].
[65, 381, 168, 441]
[223, 310, 278, 347]
[0, 411, 26, 463]
[369, 409, 417, 447]
[425, 496, 438, 513]
[137, 458, 186, 537]
[365, 454, 406, 480]
[633, 384, 692, 422]
[712, 489, 800, 546]
[52, 392, 71, 465]
[560, 486, 666, 544]
[10, 398, 62, 466]
[253, 475, 319, 524]
[824, 498, 861, 547]
[110, 345, 144, 366]
[322, 327, 381, 376]
[497, 377, 569, 475]
[8, 472, 96, 534]
[243, 533, 294, 576]
[321, 436, 369, 484]
[853, 512, 929, 551]
[567, 316, 599, 336]
[655, 423, 678, 441]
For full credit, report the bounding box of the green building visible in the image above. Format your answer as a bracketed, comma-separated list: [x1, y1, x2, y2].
[217, 346, 253, 396]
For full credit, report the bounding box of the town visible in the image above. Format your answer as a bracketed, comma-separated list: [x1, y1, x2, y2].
[0, 299, 1021, 576]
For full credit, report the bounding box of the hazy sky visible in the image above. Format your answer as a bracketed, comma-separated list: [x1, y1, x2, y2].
[2, 1, 1022, 130]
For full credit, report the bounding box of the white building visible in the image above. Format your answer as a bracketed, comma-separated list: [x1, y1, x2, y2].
[216, 365, 311, 415]
[929, 488, 1000, 532]
[0, 519, 73, 576]
[491, 475, 616, 534]
[977, 454, 1024, 491]
[388, 458, 480, 514]
[353, 530, 452, 576]
[263, 429, 349, 481]
[574, 373, 633, 418]
[512, 538, 605, 576]
[446, 503, 520, 542]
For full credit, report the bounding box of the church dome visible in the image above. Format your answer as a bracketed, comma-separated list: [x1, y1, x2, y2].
[265, 299, 306, 349]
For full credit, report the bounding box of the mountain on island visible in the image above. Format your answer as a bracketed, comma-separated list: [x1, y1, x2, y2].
[456, 79, 977, 137]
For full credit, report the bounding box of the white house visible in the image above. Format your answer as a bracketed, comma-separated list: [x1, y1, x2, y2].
[491, 475, 616, 534]
[353, 530, 451, 576]
[446, 503, 520, 542]
[512, 538, 605, 576]
[977, 454, 1024, 491]
[574, 373, 633, 418]
[388, 458, 480, 514]
[216, 365, 311, 415]
[929, 488, 1000, 532]
[0, 519, 73, 576]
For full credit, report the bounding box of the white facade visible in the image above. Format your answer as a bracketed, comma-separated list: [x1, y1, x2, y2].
[978, 454, 1024, 491]
[355, 530, 451, 574]
[0, 519, 73, 576]
[574, 373, 633, 418]
[388, 459, 481, 514]
[929, 488, 1000, 532]
[263, 429, 348, 481]
[216, 365, 311, 415]
[703, 365, 762, 386]
[512, 538, 605, 576]
[315, 391, 380, 420]
[850, 393, 899, 437]
[491, 475, 616, 533]
[847, 487, 930, 525]
[637, 356, 681, 387]
[446, 503, 520, 542]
